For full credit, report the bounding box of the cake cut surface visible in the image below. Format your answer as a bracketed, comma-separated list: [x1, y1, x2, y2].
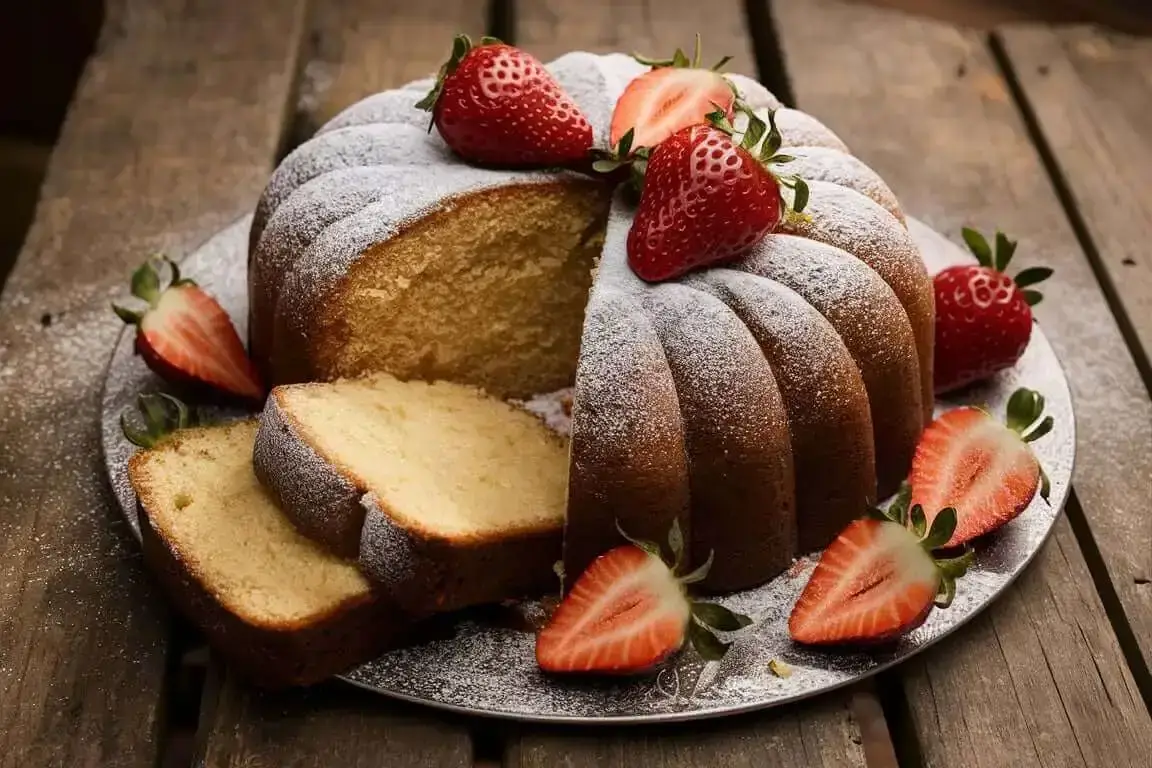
[129, 420, 373, 627]
[275, 374, 568, 537]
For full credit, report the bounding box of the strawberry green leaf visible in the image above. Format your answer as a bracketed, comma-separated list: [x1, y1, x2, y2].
[687, 620, 732, 662]
[712, 55, 733, 72]
[771, 154, 795, 165]
[111, 303, 143, 325]
[692, 33, 702, 68]
[742, 110, 767, 153]
[592, 159, 626, 174]
[887, 481, 912, 526]
[1022, 415, 1054, 443]
[936, 548, 975, 580]
[121, 392, 195, 448]
[478, 35, 502, 46]
[791, 178, 809, 214]
[961, 227, 993, 268]
[1039, 466, 1051, 503]
[707, 106, 736, 134]
[763, 109, 783, 158]
[935, 575, 957, 608]
[130, 261, 161, 305]
[672, 48, 691, 68]
[909, 504, 928, 539]
[691, 601, 753, 631]
[922, 506, 958, 550]
[1013, 266, 1053, 288]
[679, 549, 715, 585]
[1022, 289, 1044, 306]
[1006, 387, 1044, 433]
[994, 230, 1018, 272]
[618, 127, 634, 159]
[615, 520, 663, 561]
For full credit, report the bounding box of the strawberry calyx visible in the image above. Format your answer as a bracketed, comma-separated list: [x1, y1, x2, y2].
[589, 128, 651, 196]
[1005, 386, 1054, 501]
[615, 519, 754, 661]
[871, 485, 975, 608]
[706, 103, 810, 216]
[960, 227, 1053, 307]
[111, 255, 195, 326]
[414, 33, 504, 116]
[120, 392, 197, 448]
[633, 33, 734, 74]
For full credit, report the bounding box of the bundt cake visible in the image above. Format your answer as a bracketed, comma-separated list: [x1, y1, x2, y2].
[247, 51, 932, 595]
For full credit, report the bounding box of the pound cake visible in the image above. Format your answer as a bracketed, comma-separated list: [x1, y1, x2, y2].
[247, 50, 933, 595]
[128, 419, 405, 688]
[252, 373, 569, 614]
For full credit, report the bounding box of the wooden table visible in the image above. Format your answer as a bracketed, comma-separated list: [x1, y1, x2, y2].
[2, 0, 1151, 765]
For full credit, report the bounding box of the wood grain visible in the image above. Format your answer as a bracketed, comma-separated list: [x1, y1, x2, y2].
[996, 24, 1152, 669]
[768, 0, 1152, 764]
[293, 0, 488, 141]
[0, 0, 307, 766]
[197, 667, 473, 768]
[505, 691, 867, 767]
[511, 1, 890, 762]
[195, 0, 483, 761]
[516, 0, 757, 77]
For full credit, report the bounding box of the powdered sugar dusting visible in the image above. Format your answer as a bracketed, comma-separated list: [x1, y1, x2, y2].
[317, 81, 435, 135]
[251, 124, 452, 247]
[780, 179, 934, 415]
[785, 146, 905, 224]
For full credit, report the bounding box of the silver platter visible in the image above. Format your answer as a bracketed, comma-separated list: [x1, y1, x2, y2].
[101, 214, 1075, 724]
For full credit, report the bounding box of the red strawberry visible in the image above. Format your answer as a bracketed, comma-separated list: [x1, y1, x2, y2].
[626, 107, 807, 282]
[416, 34, 593, 167]
[536, 522, 752, 675]
[113, 256, 265, 402]
[789, 505, 972, 646]
[909, 387, 1053, 547]
[610, 37, 737, 152]
[934, 228, 1053, 394]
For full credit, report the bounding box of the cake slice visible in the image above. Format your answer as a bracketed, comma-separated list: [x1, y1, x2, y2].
[253, 373, 569, 614]
[128, 419, 405, 688]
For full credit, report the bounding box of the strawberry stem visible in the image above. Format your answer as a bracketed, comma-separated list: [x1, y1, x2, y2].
[632, 35, 733, 72]
[120, 392, 196, 448]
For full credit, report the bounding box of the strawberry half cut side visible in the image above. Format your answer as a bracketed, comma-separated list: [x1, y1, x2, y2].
[909, 387, 1053, 548]
[608, 35, 738, 153]
[536, 520, 753, 675]
[788, 506, 973, 646]
[112, 256, 265, 402]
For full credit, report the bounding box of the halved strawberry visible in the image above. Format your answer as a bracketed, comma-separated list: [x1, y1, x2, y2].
[113, 256, 265, 402]
[909, 387, 1053, 547]
[536, 522, 752, 675]
[609, 36, 737, 153]
[789, 505, 972, 646]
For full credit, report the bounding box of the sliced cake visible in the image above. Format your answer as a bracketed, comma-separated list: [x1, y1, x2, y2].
[253, 373, 569, 614]
[128, 419, 405, 688]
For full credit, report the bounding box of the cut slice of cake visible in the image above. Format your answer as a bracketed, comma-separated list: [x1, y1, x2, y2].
[128, 419, 405, 688]
[253, 373, 569, 614]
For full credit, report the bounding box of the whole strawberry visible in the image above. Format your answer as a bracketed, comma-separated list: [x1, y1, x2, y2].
[626, 107, 807, 282]
[934, 228, 1053, 394]
[416, 34, 593, 167]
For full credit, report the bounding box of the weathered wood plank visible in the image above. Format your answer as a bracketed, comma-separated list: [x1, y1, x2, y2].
[197, 0, 485, 761]
[506, 690, 867, 768]
[768, 0, 1152, 765]
[197, 667, 473, 768]
[293, 0, 488, 141]
[516, 0, 756, 73]
[510, 2, 891, 764]
[0, 0, 307, 765]
[996, 23, 1152, 669]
